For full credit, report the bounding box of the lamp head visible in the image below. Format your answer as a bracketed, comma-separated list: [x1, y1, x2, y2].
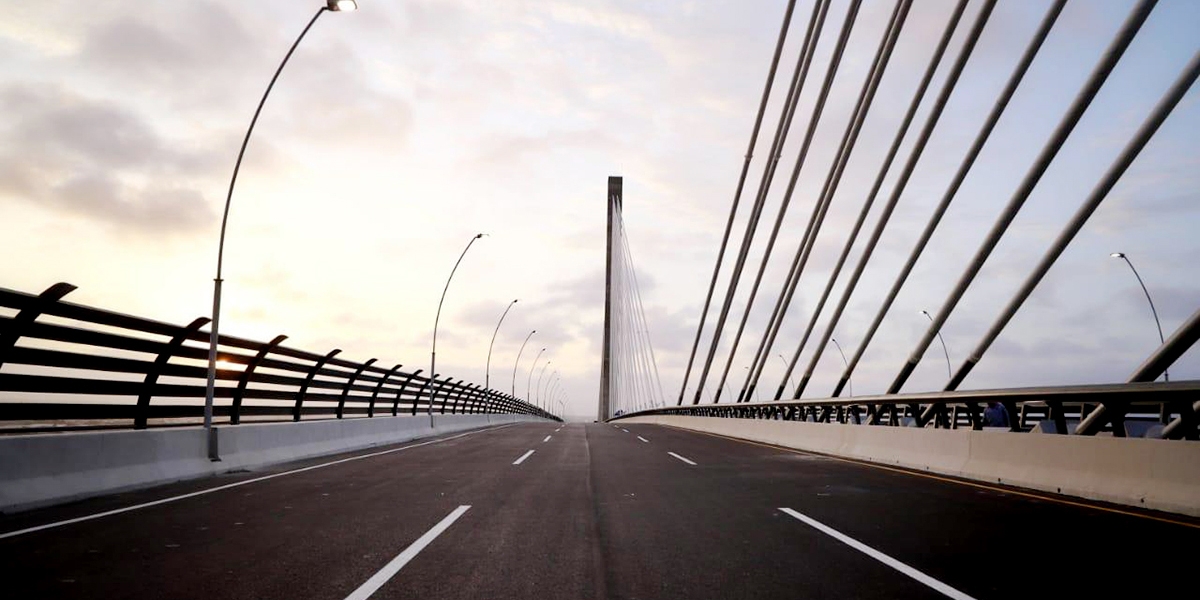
[920, 310, 931, 317]
[1110, 252, 1125, 259]
[476, 233, 486, 239]
[327, 0, 358, 11]
[513, 299, 519, 303]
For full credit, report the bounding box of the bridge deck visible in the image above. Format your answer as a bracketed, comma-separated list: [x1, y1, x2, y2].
[2, 422, 1195, 599]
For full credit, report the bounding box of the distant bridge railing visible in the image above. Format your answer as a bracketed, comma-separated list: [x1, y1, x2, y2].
[0, 283, 557, 432]
[611, 381, 1199, 440]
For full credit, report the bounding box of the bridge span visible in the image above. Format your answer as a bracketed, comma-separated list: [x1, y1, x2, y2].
[2, 421, 1195, 599]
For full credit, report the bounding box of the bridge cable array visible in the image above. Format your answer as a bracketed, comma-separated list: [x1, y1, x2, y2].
[676, 0, 1197, 431]
[605, 196, 669, 417]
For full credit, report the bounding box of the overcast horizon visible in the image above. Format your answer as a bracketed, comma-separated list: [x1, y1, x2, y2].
[2, 0, 1197, 422]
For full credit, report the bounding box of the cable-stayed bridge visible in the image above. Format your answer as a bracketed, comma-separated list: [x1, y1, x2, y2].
[3, 1, 1199, 598]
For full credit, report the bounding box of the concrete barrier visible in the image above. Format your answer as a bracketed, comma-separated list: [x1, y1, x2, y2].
[624, 415, 1200, 517]
[0, 414, 549, 513]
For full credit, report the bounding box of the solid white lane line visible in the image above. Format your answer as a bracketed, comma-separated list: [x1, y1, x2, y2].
[668, 452, 697, 466]
[543, 435, 552, 443]
[0, 425, 515, 541]
[513, 449, 535, 465]
[637, 436, 649, 443]
[779, 508, 977, 600]
[343, 505, 471, 600]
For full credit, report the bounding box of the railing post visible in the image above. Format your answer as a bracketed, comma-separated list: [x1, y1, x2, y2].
[0, 283, 77, 370]
[393, 369, 422, 416]
[136, 317, 210, 430]
[293, 349, 341, 421]
[368, 364, 402, 418]
[337, 358, 377, 419]
[411, 373, 437, 415]
[231, 334, 287, 425]
[438, 378, 461, 414]
[451, 383, 477, 414]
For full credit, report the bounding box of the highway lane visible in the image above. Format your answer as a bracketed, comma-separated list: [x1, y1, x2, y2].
[1, 421, 1196, 599]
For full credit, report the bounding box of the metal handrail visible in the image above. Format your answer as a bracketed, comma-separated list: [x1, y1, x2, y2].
[0, 283, 559, 430]
[610, 380, 1198, 439]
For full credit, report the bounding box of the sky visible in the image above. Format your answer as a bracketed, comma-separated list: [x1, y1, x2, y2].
[0, 0, 1197, 422]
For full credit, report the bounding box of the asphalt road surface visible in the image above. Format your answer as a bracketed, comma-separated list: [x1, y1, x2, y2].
[2, 422, 1196, 599]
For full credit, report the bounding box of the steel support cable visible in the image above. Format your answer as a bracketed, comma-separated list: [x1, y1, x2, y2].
[778, 0, 998, 401]
[696, 1, 854, 403]
[693, 0, 835, 404]
[619, 221, 669, 409]
[886, 0, 1158, 396]
[618, 218, 648, 412]
[616, 214, 651, 413]
[749, 0, 971, 401]
[626, 236, 662, 410]
[731, 0, 913, 402]
[930, 49, 1199, 433]
[714, 0, 889, 405]
[678, 0, 800, 405]
[828, 0, 1067, 400]
[616, 237, 648, 412]
[729, 0, 910, 405]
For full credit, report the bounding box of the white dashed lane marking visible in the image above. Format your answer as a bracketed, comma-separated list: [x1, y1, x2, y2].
[668, 452, 697, 466]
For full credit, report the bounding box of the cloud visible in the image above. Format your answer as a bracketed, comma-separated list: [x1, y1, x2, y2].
[0, 84, 217, 237]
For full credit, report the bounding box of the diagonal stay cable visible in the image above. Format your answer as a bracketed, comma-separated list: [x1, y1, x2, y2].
[777, 0, 999, 401]
[731, 0, 913, 402]
[693, 0, 834, 404]
[887, 0, 1159, 396]
[712, 0, 869, 404]
[828, 0, 1067, 400]
[749, 0, 971, 401]
[620, 221, 670, 408]
[935, 49, 1199, 430]
[677, 0, 799, 405]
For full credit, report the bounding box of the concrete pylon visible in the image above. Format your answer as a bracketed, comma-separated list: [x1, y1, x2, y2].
[598, 176, 621, 422]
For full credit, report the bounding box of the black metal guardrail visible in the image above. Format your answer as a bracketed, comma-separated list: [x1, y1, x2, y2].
[610, 381, 1200, 440]
[0, 283, 558, 431]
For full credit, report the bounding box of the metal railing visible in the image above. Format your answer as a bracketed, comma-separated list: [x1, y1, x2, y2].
[611, 381, 1199, 440]
[0, 283, 558, 431]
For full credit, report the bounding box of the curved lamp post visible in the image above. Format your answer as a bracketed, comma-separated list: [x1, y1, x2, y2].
[430, 233, 486, 422]
[534, 361, 552, 407]
[485, 299, 518, 390]
[831, 338, 852, 397]
[921, 310, 952, 380]
[1111, 252, 1168, 381]
[777, 354, 797, 398]
[204, 0, 356, 460]
[512, 330, 536, 397]
[542, 370, 559, 410]
[526, 348, 546, 401]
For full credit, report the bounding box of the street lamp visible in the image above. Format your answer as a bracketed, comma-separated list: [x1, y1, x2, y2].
[831, 338, 852, 397]
[485, 299, 518, 390]
[512, 330, 536, 397]
[921, 310, 952, 380]
[541, 370, 558, 410]
[1110, 252, 1168, 381]
[776, 354, 797, 397]
[526, 348, 546, 401]
[536, 366, 553, 408]
[204, 1, 355, 460]
[430, 233, 486, 422]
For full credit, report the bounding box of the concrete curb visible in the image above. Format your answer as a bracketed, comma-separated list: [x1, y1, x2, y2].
[0, 414, 550, 513]
[623, 415, 1200, 517]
